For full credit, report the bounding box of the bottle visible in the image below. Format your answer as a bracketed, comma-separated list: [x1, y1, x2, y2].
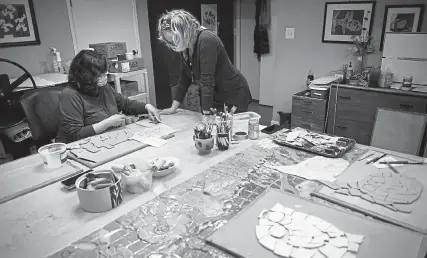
[50, 47, 64, 73]
[306, 70, 314, 89]
[346, 62, 353, 81]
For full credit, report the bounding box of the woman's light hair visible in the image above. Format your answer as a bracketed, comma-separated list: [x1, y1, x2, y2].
[157, 9, 200, 51]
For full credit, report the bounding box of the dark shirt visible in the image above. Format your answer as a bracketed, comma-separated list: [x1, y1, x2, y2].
[56, 85, 147, 143]
[174, 30, 252, 112]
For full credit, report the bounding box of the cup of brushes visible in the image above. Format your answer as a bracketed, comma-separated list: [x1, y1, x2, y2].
[211, 106, 235, 151]
[193, 121, 215, 154]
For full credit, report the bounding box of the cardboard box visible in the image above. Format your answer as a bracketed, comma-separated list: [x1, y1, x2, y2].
[108, 80, 141, 98]
[108, 57, 144, 73]
[89, 42, 127, 58]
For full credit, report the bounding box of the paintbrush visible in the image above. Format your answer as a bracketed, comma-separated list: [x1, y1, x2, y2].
[386, 162, 400, 174]
[367, 153, 386, 164]
[379, 160, 425, 165]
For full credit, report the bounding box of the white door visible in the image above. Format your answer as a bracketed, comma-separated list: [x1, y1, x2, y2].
[68, 0, 140, 54]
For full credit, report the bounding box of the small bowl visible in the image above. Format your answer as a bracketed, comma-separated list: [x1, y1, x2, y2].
[38, 143, 68, 169]
[194, 136, 214, 154]
[75, 170, 123, 213]
[148, 157, 179, 178]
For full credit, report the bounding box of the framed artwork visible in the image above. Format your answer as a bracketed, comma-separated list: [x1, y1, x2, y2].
[380, 4, 425, 51]
[322, 1, 376, 44]
[201, 4, 218, 35]
[0, 0, 40, 48]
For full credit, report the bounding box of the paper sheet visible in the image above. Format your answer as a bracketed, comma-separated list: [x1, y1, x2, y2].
[132, 136, 168, 147]
[265, 156, 349, 182]
[133, 123, 178, 139]
[135, 119, 158, 128]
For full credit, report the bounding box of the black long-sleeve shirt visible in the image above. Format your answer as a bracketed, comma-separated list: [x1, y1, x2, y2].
[56, 85, 147, 143]
[173, 30, 252, 112]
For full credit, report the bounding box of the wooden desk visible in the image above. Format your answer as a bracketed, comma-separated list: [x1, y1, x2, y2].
[0, 110, 263, 258]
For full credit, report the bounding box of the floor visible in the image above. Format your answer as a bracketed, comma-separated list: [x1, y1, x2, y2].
[248, 100, 273, 126]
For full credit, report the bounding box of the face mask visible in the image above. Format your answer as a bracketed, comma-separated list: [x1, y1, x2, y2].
[97, 74, 108, 87]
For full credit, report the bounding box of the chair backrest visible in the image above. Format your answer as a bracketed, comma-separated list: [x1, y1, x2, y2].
[20, 84, 66, 141]
[371, 108, 427, 156]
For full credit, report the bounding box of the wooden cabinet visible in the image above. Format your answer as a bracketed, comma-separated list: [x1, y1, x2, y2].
[326, 84, 427, 145]
[291, 91, 327, 133]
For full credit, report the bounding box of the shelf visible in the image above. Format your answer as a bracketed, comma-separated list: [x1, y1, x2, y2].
[107, 69, 147, 79]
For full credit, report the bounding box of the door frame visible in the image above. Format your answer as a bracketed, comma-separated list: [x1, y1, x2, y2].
[65, 0, 141, 55]
[234, 0, 241, 71]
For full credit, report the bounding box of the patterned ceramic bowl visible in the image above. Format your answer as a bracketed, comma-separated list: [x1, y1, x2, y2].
[75, 170, 123, 213]
[194, 136, 214, 154]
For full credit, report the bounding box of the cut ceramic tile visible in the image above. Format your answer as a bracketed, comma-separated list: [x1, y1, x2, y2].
[348, 188, 362, 197]
[300, 241, 326, 249]
[347, 182, 358, 189]
[290, 247, 317, 258]
[292, 212, 309, 221]
[259, 235, 278, 251]
[347, 242, 359, 252]
[312, 251, 327, 258]
[335, 181, 350, 189]
[361, 194, 375, 203]
[392, 203, 412, 213]
[271, 203, 286, 212]
[373, 198, 393, 206]
[279, 215, 293, 226]
[259, 218, 276, 226]
[269, 211, 285, 223]
[345, 233, 364, 244]
[256, 225, 271, 240]
[319, 180, 341, 190]
[288, 236, 313, 247]
[335, 188, 349, 195]
[384, 204, 398, 212]
[259, 209, 269, 218]
[342, 252, 357, 258]
[329, 236, 348, 248]
[304, 215, 324, 227]
[315, 221, 332, 232]
[282, 207, 295, 215]
[270, 224, 287, 238]
[312, 233, 329, 244]
[274, 241, 293, 257]
[319, 244, 347, 258]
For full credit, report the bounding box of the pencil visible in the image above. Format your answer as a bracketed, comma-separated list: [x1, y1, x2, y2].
[386, 162, 400, 174]
[367, 153, 386, 164]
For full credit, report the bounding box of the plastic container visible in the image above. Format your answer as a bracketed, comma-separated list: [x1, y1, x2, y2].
[75, 170, 123, 213]
[231, 112, 261, 137]
[122, 170, 152, 194]
[38, 143, 68, 169]
[309, 85, 329, 99]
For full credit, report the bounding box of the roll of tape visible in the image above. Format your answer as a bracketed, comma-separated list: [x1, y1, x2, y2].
[233, 131, 248, 141]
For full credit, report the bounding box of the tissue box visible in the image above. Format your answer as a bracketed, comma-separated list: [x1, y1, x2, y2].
[89, 42, 127, 58]
[108, 58, 144, 73]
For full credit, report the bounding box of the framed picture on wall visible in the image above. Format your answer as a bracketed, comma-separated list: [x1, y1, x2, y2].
[322, 1, 376, 44]
[0, 0, 40, 48]
[380, 4, 425, 51]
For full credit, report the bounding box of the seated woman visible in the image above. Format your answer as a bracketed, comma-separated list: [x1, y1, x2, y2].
[56, 50, 160, 143]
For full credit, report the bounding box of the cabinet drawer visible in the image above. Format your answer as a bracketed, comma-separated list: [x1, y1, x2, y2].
[331, 87, 378, 106]
[291, 116, 324, 132]
[328, 103, 375, 123]
[331, 119, 372, 145]
[293, 96, 327, 111]
[383, 95, 427, 113]
[293, 105, 326, 121]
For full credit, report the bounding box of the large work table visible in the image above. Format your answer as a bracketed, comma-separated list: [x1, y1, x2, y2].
[1, 110, 427, 258]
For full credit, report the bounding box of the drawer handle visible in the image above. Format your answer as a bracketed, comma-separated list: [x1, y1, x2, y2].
[301, 123, 312, 128]
[400, 103, 413, 109]
[302, 100, 313, 104]
[302, 110, 313, 114]
[339, 96, 351, 100]
[336, 125, 348, 129]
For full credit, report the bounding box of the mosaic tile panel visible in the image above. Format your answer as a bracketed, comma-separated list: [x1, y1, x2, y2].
[48, 139, 366, 258]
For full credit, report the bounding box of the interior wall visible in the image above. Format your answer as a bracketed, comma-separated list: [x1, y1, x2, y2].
[135, 0, 156, 106]
[0, 0, 74, 78]
[239, 0, 260, 100]
[270, 0, 427, 123]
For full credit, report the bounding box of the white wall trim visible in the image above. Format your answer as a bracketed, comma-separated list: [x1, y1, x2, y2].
[66, 0, 78, 55]
[131, 0, 142, 55]
[234, 0, 241, 70]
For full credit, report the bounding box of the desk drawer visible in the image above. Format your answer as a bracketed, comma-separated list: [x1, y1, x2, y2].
[331, 119, 372, 145]
[331, 87, 378, 106]
[328, 103, 375, 123]
[291, 116, 324, 132]
[292, 96, 327, 121]
[384, 95, 427, 113]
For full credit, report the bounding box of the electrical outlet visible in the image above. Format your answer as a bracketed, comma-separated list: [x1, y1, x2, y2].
[285, 28, 295, 39]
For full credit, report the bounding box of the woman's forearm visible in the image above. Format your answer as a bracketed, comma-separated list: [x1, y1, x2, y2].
[171, 100, 180, 110]
[92, 121, 107, 134]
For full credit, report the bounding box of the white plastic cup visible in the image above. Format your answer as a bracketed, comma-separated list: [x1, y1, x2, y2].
[38, 143, 68, 169]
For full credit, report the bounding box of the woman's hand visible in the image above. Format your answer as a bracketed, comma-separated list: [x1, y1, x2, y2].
[160, 107, 177, 115]
[93, 114, 126, 134]
[145, 104, 161, 123]
[160, 100, 180, 115]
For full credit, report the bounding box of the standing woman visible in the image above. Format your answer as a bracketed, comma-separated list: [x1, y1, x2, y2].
[158, 10, 252, 117]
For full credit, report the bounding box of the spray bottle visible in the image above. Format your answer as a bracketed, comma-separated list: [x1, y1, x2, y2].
[49, 47, 64, 73]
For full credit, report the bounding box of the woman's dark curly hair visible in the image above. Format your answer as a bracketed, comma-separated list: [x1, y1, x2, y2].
[68, 50, 107, 96]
